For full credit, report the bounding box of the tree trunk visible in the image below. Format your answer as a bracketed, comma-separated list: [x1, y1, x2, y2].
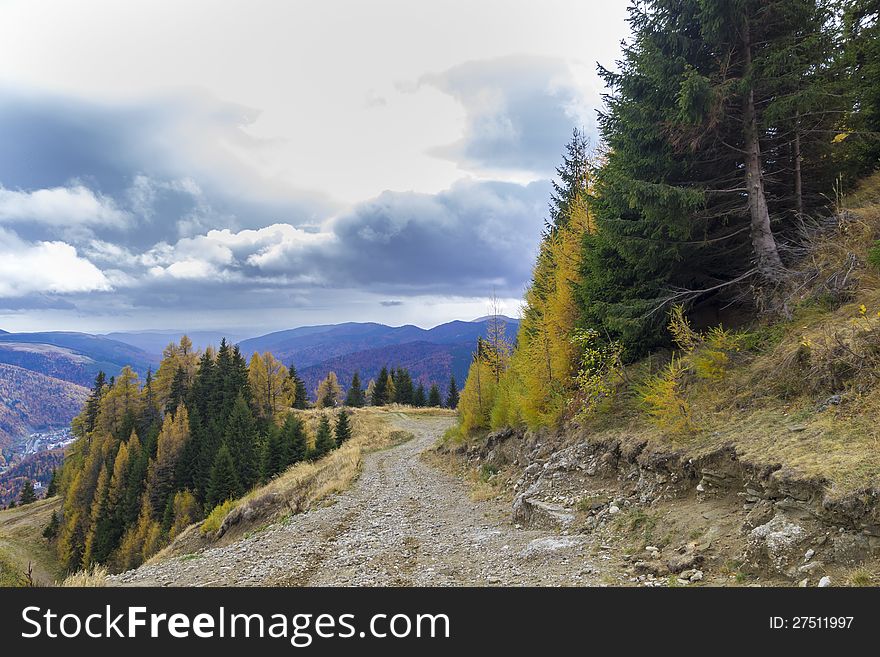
[742, 21, 784, 281]
[794, 115, 803, 218]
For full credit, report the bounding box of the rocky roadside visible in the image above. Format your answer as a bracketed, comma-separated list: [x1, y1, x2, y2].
[454, 425, 880, 587]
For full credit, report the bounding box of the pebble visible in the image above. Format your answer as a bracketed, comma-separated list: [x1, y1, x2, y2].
[818, 576, 832, 587]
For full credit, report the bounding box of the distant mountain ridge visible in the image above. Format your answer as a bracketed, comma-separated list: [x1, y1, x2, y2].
[0, 332, 158, 387]
[0, 318, 518, 445]
[103, 330, 247, 356]
[239, 318, 520, 397]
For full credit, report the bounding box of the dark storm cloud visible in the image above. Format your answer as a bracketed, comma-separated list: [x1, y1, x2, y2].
[418, 55, 591, 175]
[0, 88, 338, 249]
[0, 296, 77, 311]
[0, 86, 551, 320]
[252, 178, 550, 298]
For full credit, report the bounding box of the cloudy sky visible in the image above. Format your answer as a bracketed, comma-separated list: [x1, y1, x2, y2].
[0, 0, 628, 334]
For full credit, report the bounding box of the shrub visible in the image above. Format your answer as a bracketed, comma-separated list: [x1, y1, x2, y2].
[571, 327, 623, 415]
[200, 499, 237, 535]
[635, 355, 695, 435]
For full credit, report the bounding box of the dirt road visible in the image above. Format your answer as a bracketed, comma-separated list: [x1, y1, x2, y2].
[113, 414, 602, 586]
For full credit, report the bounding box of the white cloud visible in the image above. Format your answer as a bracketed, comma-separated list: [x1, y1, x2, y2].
[0, 229, 110, 296]
[0, 184, 129, 227]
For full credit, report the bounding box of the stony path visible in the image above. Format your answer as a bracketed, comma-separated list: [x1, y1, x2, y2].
[113, 414, 601, 587]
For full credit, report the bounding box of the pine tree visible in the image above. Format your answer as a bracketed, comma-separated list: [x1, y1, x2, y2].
[311, 415, 335, 460]
[446, 375, 459, 409]
[428, 384, 442, 407]
[18, 480, 36, 505]
[43, 510, 60, 540]
[844, 0, 880, 171]
[224, 394, 259, 490]
[289, 366, 309, 409]
[393, 369, 414, 405]
[413, 383, 426, 407]
[81, 371, 107, 436]
[334, 409, 353, 444]
[166, 365, 188, 415]
[372, 366, 390, 406]
[280, 413, 308, 466]
[45, 468, 58, 497]
[581, 0, 846, 352]
[264, 426, 285, 480]
[345, 372, 366, 407]
[206, 445, 240, 509]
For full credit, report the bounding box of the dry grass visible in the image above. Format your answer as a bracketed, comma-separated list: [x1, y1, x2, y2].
[0, 496, 63, 586]
[60, 565, 108, 587]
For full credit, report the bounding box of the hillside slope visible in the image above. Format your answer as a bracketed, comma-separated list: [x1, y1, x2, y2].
[0, 363, 88, 463]
[0, 332, 157, 386]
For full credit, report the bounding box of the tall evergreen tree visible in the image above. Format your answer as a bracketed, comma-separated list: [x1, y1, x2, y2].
[289, 366, 310, 409]
[345, 371, 366, 407]
[279, 413, 308, 467]
[372, 366, 390, 406]
[82, 371, 107, 435]
[581, 0, 846, 353]
[206, 444, 240, 510]
[428, 384, 442, 407]
[18, 480, 37, 505]
[224, 394, 259, 490]
[335, 409, 353, 444]
[45, 468, 58, 497]
[844, 0, 880, 171]
[413, 383, 427, 407]
[446, 375, 460, 409]
[311, 415, 335, 460]
[392, 368, 414, 405]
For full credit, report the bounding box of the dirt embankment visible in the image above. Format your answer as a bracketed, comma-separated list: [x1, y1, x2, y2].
[446, 424, 880, 586]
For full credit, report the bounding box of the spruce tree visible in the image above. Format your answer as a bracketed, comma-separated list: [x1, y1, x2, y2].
[345, 371, 366, 407]
[428, 384, 442, 407]
[18, 480, 36, 505]
[393, 369, 414, 405]
[581, 0, 846, 353]
[45, 468, 58, 497]
[311, 415, 335, 460]
[283, 414, 308, 466]
[413, 383, 426, 408]
[289, 366, 309, 409]
[446, 375, 460, 409]
[334, 409, 353, 444]
[224, 393, 259, 490]
[264, 427, 285, 480]
[206, 444, 240, 509]
[372, 366, 390, 406]
[43, 510, 60, 540]
[83, 371, 107, 434]
[166, 365, 188, 415]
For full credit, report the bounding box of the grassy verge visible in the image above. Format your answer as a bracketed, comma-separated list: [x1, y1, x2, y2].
[0, 496, 64, 586]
